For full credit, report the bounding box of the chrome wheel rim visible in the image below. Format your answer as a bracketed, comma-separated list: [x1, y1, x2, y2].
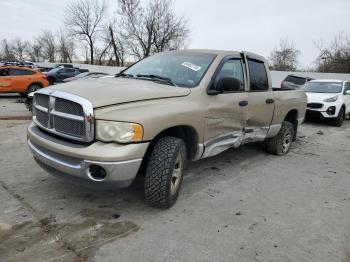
[170, 154, 182, 195]
[282, 130, 292, 153]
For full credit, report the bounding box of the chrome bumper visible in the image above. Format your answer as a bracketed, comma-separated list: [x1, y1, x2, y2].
[28, 139, 142, 189]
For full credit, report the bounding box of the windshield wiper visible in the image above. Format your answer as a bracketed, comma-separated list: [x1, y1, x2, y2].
[115, 72, 134, 78]
[136, 74, 177, 86]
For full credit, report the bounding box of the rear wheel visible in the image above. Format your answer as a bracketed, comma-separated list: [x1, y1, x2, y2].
[144, 137, 186, 209]
[333, 107, 344, 127]
[266, 121, 294, 155]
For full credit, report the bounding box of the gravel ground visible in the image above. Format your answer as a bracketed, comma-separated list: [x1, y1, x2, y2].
[0, 116, 350, 262]
[0, 95, 31, 119]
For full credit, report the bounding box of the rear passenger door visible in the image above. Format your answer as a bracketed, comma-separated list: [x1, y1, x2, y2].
[244, 57, 275, 142]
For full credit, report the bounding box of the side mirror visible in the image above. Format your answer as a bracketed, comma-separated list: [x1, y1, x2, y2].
[345, 90, 350, 95]
[216, 77, 242, 93]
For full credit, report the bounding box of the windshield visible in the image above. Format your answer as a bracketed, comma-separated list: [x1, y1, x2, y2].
[121, 52, 216, 87]
[303, 82, 343, 93]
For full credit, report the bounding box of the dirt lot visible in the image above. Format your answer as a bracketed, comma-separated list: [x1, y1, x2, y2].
[1, 96, 350, 262]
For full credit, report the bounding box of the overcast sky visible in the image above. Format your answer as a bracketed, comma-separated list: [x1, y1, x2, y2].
[1, 0, 349, 68]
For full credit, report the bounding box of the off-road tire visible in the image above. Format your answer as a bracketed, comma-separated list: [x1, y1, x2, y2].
[145, 137, 186, 209]
[266, 121, 294, 155]
[333, 107, 344, 127]
[27, 84, 42, 94]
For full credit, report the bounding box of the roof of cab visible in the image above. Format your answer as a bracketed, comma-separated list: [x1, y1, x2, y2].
[161, 49, 267, 62]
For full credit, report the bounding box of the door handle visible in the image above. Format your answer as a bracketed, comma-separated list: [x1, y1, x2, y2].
[266, 99, 274, 104]
[239, 101, 248, 107]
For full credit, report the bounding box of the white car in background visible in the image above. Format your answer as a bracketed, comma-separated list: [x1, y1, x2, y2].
[304, 80, 350, 126]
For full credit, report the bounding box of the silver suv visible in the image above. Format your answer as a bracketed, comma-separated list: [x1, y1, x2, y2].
[281, 74, 314, 89]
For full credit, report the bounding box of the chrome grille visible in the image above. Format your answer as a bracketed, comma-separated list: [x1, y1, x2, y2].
[55, 98, 84, 116]
[32, 90, 94, 142]
[35, 94, 49, 108]
[54, 115, 85, 137]
[35, 108, 49, 127]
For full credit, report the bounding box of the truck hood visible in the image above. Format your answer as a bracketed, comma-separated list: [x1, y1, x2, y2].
[306, 92, 340, 102]
[48, 77, 191, 108]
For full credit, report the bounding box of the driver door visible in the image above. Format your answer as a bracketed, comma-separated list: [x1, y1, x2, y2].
[203, 57, 248, 158]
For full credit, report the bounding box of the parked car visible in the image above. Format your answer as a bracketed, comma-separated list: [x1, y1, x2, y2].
[281, 74, 314, 89]
[63, 72, 109, 82]
[28, 50, 307, 209]
[304, 79, 350, 126]
[38, 64, 74, 73]
[45, 68, 81, 84]
[0, 66, 49, 95]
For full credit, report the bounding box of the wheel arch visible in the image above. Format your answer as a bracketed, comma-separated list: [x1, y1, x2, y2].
[152, 125, 199, 161]
[139, 125, 200, 175]
[27, 81, 43, 90]
[284, 109, 299, 140]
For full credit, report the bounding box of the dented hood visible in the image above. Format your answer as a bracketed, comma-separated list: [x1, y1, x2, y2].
[48, 77, 191, 108]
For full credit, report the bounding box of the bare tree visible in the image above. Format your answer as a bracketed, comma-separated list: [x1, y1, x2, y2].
[0, 39, 16, 61]
[96, 41, 111, 65]
[28, 40, 42, 62]
[269, 38, 300, 71]
[38, 30, 57, 62]
[118, 0, 189, 59]
[57, 29, 75, 63]
[65, 0, 107, 64]
[107, 20, 126, 66]
[315, 33, 350, 73]
[12, 38, 29, 61]
[152, 0, 189, 52]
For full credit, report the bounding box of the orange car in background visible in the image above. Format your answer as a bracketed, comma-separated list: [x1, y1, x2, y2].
[0, 66, 49, 95]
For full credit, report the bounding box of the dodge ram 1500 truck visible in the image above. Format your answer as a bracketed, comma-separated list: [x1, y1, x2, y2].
[27, 50, 307, 208]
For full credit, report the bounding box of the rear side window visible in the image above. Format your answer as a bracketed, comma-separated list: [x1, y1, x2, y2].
[10, 69, 35, 76]
[248, 59, 268, 91]
[285, 76, 306, 85]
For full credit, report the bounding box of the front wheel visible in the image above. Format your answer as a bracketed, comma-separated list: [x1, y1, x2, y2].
[145, 137, 187, 209]
[266, 121, 294, 155]
[332, 107, 344, 127]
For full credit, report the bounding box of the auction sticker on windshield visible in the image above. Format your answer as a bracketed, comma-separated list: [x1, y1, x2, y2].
[181, 62, 202, 72]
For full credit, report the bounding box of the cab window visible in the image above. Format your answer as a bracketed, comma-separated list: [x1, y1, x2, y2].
[248, 59, 268, 91]
[216, 59, 245, 92]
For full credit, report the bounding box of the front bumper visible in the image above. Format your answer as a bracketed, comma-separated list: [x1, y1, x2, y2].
[28, 123, 149, 189]
[306, 102, 339, 118]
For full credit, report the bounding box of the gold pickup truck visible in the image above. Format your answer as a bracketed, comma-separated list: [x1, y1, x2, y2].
[27, 50, 307, 208]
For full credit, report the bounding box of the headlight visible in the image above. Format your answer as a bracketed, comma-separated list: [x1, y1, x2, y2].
[323, 96, 338, 102]
[96, 120, 143, 143]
